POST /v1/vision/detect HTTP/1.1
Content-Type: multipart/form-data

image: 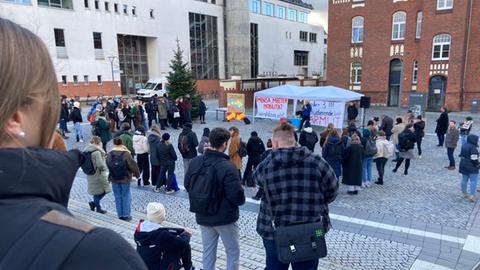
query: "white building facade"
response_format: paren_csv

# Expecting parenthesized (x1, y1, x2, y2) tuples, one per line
(0, 0, 324, 97)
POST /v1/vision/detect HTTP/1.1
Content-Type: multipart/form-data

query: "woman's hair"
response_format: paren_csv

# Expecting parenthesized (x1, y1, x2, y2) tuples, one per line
(404, 124, 414, 131)
(90, 136, 102, 145)
(136, 126, 145, 136)
(203, 128, 210, 137)
(327, 123, 334, 131)
(396, 117, 403, 124)
(367, 120, 374, 126)
(151, 124, 161, 134)
(99, 111, 106, 117)
(341, 128, 349, 137)
(329, 130, 340, 138)
(0, 18, 60, 147)
(229, 126, 239, 136)
(416, 115, 422, 120)
(113, 137, 123, 146)
(266, 138, 273, 148)
(351, 134, 361, 144)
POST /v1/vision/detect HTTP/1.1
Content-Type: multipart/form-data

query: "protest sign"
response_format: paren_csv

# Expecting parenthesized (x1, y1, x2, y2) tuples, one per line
(310, 101, 345, 128)
(227, 93, 245, 113)
(255, 97, 289, 119)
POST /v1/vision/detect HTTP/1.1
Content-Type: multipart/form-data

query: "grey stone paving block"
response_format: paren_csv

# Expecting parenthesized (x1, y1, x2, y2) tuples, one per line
(435, 258, 457, 269)
(417, 253, 438, 263)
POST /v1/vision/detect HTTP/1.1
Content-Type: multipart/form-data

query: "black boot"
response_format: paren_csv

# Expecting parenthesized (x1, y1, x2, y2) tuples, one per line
(96, 207, 107, 214)
(88, 202, 95, 211)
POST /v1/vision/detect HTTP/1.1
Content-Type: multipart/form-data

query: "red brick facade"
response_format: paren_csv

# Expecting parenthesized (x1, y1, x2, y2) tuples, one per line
(327, 0, 480, 111)
(58, 81, 121, 98)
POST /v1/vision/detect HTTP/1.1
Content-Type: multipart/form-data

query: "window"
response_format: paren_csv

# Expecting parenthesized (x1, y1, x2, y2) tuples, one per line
(288, 8, 297, 21)
(105, 2, 110, 11)
(189, 13, 219, 79)
(61, 75, 67, 85)
(250, 0, 260, 13)
(93, 32, 102, 49)
(114, 3, 118, 12)
(298, 12, 308, 23)
(437, 0, 453, 10)
(2, 0, 32, 3)
(73, 75, 79, 85)
(294, 50, 308, 66)
(309, 33, 317, 43)
(38, 0, 73, 9)
(132, 6, 136, 16)
(415, 11, 422, 39)
(84, 75, 89, 85)
(150, 9, 154, 18)
(94, 0, 99, 10)
(97, 75, 102, 85)
(84, 0, 89, 8)
(412, 61, 418, 84)
(251, 23, 259, 78)
(432, 33, 451, 60)
(300, 31, 308, 41)
(392, 11, 406, 40)
(352, 16, 364, 43)
(123, 4, 128, 14)
(277, 6, 286, 19)
(350, 62, 362, 84)
(54, 28, 65, 47)
(263, 2, 274, 16)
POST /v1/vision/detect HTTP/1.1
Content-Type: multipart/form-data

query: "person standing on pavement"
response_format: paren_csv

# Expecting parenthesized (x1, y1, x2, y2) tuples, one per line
(145, 99, 157, 128)
(445, 121, 460, 170)
(319, 123, 334, 148)
(59, 98, 70, 138)
(373, 131, 394, 185)
(393, 124, 416, 175)
(117, 122, 135, 157)
(95, 111, 112, 152)
(413, 115, 425, 158)
(435, 106, 449, 147)
(228, 126, 243, 178)
(107, 138, 140, 221)
(243, 131, 266, 187)
(85, 136, 111, 214)
(322, 130, 344, 178)
(254, 122, 338, 269)
(342, 134, 363, 195)
(199, 97, 207, 124)
(460, 117, 474, 145)
(178, 123, 199, 174)
(148, 124, 162, 187)
(70, 101, 84, 143)
(391, 117, 405, 162)
(459, 134, 479, 202)
(133, 126, 150, 186)
(155, 133, 178, 194)
(198, 127, 211, 154)
(298, 100, 312, 131)
(158, 97, 168, 130)
(347, 102, 359, 124)
(251, 139, 273, 201)
(361, 128, 377, 188)
(299, 123, 319, 152)
(380, 115, 394, 140)
(184, 95, 193, 124)
(184, 127, 246, 270)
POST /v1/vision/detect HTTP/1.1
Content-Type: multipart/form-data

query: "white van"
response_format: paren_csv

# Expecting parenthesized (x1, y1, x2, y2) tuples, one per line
(136, 77, 168, 100)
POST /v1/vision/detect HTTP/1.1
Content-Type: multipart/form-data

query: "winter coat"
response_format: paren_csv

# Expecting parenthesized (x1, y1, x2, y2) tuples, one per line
(107, 146, 140, 183)
(158, 101, 168, 120)
(198, 136, 210, 154)
(380, 116, 394, 136)
(133, 134, 149, 155)
(319, 129, 330, 147)
(148, 132, 162, 166)
(391, 123, 406, 145)
(398, 130, 416, 159)
(96, 117, 112, 144)
(84, 144, 111, 196)
(0, 148, 147, 270)
(228, 134, 243, 170)
(134, 220, 191, 270)
(132, 106, 143, 128)
(435, 112, 449, 135)
(342, 143, 363, 186)
(460, 120, 473, 135)
(199, 101, 207, 115)
(459, 135, 480, 175)
(322, 136, 343, 177)
(445, 127, 460, 149)
(361, 129, 376, 158)
(184, 149, 246, 226)
(347, 105, 359, 120)
(70, 107, 83, 123)
(247, 136, 266, 163)
(145, 101, 156, 119)
(178, 127, 199, 159)
(301, 104, 312, 117)
(60, 103, 69, 121)
(299, 127, 319, 152)
(156, 141, 178, 166)
(117, 131, 135, 156)
(414, 120, 425, 140)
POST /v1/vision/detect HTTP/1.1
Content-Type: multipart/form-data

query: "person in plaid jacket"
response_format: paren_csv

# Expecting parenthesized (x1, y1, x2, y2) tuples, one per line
(254, 122, 339, 270)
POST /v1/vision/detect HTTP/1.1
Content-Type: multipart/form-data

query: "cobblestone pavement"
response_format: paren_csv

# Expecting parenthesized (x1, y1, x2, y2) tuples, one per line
(65, 102, 480, 269)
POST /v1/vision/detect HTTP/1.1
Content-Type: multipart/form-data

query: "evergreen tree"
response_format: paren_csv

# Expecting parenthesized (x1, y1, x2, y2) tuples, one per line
(167, 40, 197, 100)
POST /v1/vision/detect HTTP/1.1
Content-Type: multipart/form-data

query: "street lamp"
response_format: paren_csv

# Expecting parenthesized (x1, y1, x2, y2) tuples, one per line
(107, 56, 117, 98)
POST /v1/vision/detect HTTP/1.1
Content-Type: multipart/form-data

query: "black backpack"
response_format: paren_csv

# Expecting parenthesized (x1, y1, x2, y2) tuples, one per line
(179, 133, 190, 154)
(187, 157, 223, 215)
(238, 141, 248, 158)
(81, 150, 98, 175)
(398, 132, 414, 151)
(326, 141, 343, 161)
(364, 137, 378, 156)
(106, 152, 130, 180)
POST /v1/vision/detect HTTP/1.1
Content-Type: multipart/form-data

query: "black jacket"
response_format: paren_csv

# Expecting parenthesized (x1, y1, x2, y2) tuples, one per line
(178, 127, 199, 159)
(148, 132, 162, 166)
(60, 103, 69, 121)
(184, 149, 245, 226)
(247, 136, 266, 163)
(435, 112, 449, 135)
(299, 129, 319, 152)
(347, 105, 358, 120)
(414, 120, 425, 139)
(0, 148, 147, 270)
(145, 102, 156, 119)
(459, 135, 480, 175)
(199, 101, 207, 115)
(380, 116, 394, 136)
(156, 141, 177, 166)
(69, 107, 83, 123)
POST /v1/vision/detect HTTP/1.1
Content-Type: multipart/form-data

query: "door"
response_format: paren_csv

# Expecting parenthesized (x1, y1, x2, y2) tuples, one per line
(428, 76, 447, 111)
(388, 59, 403, 107)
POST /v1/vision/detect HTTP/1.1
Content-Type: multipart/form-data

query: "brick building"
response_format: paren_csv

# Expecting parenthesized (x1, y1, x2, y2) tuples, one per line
(327, 0, 480, 111)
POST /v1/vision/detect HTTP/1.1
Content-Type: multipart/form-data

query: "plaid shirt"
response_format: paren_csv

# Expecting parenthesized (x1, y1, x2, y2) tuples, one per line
(254, 146, 339, 240)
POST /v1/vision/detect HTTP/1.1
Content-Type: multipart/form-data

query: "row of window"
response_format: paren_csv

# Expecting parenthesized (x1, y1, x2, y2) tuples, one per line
(351, 0, 453, 11)
(352, 12, 451, 61)
(54, 28, 105, 59)
(61, 75, 103, 85)
(250, 0, 308, 23)
(83, 0, 155, 18)
(299, 31, 317, 43)
(350, 60, 420, 85)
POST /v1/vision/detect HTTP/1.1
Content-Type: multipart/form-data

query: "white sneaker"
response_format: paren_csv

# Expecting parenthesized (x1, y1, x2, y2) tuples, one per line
(418, 156, 422, 159)
(79, 139, 84, 143)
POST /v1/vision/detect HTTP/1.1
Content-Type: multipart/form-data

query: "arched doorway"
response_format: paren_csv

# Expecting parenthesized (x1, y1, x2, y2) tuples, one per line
(388, 59, 403, 107)
(428, 76, 447, 111)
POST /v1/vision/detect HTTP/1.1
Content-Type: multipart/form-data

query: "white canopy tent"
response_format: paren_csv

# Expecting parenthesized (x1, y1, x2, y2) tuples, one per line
(252, 85, 364, 125)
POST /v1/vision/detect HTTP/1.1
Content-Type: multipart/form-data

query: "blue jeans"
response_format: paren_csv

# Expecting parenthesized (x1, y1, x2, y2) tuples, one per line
(74, 122, 84, 141)
(461, 135, 467, 145)
(461, 174, 478, 196)
(362, 157, 373, 183)
(437, 133, 445, 146)
(447, 148, 455, 167)
(112, 183, 132, 217)
(263, 238, 319, 270)
(59, 119, 68, 134)
(93, 192, 106, 209)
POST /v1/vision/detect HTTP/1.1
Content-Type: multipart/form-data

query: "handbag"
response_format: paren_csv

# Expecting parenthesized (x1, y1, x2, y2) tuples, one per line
(263, 181, 328, 264)
(174, 112, 180, 118)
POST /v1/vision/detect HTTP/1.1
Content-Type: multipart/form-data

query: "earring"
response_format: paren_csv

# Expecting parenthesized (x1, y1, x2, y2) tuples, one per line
(17, 131, 26, 138)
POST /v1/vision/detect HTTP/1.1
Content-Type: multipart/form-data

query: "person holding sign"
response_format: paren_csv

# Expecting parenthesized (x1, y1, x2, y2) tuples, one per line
(298, 100, 312, 131)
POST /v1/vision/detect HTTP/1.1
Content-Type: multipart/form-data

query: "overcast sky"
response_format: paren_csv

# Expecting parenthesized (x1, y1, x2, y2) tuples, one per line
(310, 0, 328, 31)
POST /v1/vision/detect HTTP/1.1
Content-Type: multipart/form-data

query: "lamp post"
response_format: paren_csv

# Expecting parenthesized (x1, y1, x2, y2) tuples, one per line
(107, 56, 116, 98)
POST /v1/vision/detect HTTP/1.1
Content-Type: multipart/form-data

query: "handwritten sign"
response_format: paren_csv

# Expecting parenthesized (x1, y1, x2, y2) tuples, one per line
(227, 93, 245, 113)
(310, 101, 345, 128)
(255, 97, 289, 119)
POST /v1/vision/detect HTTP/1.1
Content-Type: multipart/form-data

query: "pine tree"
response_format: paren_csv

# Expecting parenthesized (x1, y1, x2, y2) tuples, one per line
(167, 40, 197, 100)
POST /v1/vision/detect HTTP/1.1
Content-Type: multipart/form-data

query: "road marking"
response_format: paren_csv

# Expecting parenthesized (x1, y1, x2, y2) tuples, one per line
(463, 235, 480, 254)
(410, 259, 452, 270)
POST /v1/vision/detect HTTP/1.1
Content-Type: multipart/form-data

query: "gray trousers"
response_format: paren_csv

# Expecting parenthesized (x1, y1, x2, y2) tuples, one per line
(183, 158, 192, 175)
(200, 223, 240, 270)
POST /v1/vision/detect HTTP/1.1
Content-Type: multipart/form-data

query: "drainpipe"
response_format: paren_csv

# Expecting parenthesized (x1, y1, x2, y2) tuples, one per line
(460, 0, 473, 111)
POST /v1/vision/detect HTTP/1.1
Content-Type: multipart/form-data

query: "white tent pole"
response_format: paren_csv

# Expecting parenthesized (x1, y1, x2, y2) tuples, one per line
(293, 99, 298, 118)
(252, 93, 256, 124)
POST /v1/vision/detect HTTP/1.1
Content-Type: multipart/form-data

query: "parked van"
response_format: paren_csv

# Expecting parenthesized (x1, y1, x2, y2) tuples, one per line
(136, 77, 168, 100)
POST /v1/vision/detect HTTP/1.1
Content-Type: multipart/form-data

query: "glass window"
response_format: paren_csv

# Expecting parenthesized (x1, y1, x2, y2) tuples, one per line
(294, 50, 308, 66)
(432, 33, 451, 60)
(412, 61, 418, 84)
(114, 3, 118, 12)
(288, 8, 297, 21)
(352, 16, 364, 43)
(277, 6, 286, 19)
(93, 32, 102, 49)
(84, 0, 88, 8)
(84, 75, 89, 85)
(97, 75, 102, 84)
(298, 12, 308, 23)
(104, 2, 110, 11)
(123, 4, 128, 14)
(309, 33, 317, 43)
(350, 62, 362, 84)
(189, 13, 219, 80)
(54, 28, 65, 47)
(61, 75, 67, 85)
(73, 75, 79, 85)
(250, 0, 260, 13)
(38, 0, 72, 9)
(132, 6, 136, 16)
(94, 0, 99, 9)
(263, 2, 274, 16)
(3, 0, 32, 3)
(437, 0, 453, 10)
(150, 9, 154, 18)
(415, 11, 422, 39)
(392, 11, 406, 40)
(300, 31, 308, 42)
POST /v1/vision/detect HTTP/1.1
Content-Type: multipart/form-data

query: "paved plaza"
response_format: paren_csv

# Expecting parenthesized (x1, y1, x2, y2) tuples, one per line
(66, 101, 480, 270)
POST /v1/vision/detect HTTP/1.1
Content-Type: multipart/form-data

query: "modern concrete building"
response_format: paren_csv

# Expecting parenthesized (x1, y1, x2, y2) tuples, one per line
(0, 0, 325, 97)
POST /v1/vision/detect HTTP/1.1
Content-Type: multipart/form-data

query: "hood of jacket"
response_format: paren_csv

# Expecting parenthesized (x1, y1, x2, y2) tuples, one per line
(467, 134, 479, 147)
(148, 132, 161, 144)
(304, 127, 313, 133)
(362, 128, 371, 138)
(181, 126, 192, 135)
(0, 148, 82, 207)
(327, 136, 340, 145)
(84, 144, 105, 155)
(134, 220, 164, 246)
(133, 134, 146, 144)
(270, 146, 312, 168)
